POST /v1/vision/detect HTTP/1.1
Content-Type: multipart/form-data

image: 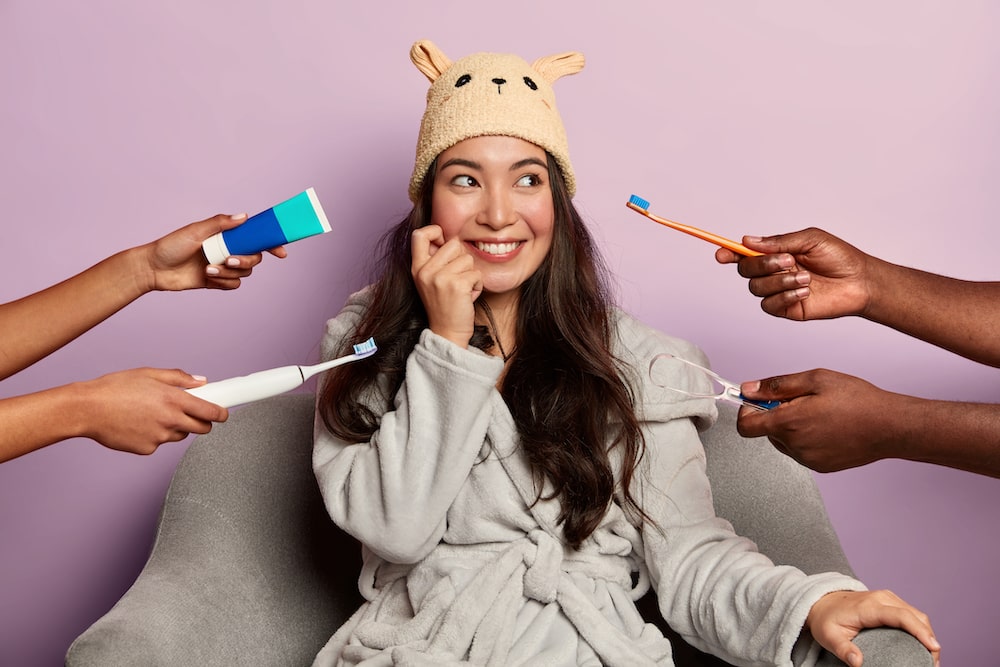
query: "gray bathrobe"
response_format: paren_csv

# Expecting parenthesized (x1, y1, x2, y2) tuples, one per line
(312, 288, 864, 667)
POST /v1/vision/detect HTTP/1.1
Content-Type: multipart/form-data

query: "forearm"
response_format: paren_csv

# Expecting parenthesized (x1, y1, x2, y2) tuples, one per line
(863, 259, 1000, 367)
(0, 383, 91, 462)
(885, 393, 1000, 477)
(0, 246, 150, 379)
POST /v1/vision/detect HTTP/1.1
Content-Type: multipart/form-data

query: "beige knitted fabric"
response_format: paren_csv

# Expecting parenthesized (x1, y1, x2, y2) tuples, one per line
(408, 39, 585, 202)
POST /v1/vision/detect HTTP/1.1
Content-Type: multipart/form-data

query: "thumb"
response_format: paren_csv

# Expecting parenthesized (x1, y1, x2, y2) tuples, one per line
(833, 641, 864, 667)
(715, 246, 741, 265)
(145, 367, 209, 389)
(741, 372, 812, 402)
(810, 623, 864, 667)
(191, 212, 249, 241)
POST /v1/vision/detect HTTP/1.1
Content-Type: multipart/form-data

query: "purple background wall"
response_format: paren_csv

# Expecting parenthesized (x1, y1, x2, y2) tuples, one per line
(2, 2, 997, 664)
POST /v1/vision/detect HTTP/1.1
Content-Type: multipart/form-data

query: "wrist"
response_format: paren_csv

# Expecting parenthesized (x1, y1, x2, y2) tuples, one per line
(858, 255, 904, 323)
(428, 323, 472, 349)
(869, 391, 930, 462)
(58, 381, 97, 440)
(122, 243, 159, 295)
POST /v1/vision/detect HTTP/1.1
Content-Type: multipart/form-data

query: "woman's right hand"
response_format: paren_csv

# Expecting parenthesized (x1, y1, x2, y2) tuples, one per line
(411, 225, 483, 348)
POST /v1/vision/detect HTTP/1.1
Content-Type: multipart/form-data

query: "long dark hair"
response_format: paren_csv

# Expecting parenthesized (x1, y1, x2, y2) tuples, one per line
(318, 155, 648, 549)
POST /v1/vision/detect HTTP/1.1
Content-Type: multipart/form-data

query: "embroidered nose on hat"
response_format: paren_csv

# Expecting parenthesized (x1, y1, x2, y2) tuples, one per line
(408, 39, 585, 202)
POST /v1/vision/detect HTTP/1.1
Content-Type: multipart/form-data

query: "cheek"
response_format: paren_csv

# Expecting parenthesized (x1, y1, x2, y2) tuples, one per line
(430, 195, 464, 240)
(528, 209, 556, 244)
(429, 214, 454, 240)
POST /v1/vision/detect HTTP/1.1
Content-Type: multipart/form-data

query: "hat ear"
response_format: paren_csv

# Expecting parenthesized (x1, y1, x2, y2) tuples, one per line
(531, 51, 585, 85)
(410, 39, 453, 83)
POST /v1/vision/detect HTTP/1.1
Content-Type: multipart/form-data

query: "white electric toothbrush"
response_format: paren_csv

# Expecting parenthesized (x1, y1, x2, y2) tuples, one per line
(187, 337, 377, 408)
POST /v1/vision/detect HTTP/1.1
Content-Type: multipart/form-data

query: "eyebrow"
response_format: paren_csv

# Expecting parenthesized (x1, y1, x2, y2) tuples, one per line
(438, 156, 548, 172)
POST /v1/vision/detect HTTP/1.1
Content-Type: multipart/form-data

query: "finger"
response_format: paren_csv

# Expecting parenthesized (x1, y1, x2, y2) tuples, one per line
(192, 212, 249, 237)
(734, 407, 771, 438)
(182, 393, 230, 423)
(737, 253, 798, 280)
(416, 238, 473, 284)
(747, 270, 810, 298)
(143, 368, 209, 389)
(741, 372, 819, 402)
(411, 225, 445, 270)
(266, 245, 288, 259)
(857, 598, 941, 661)
(715, 247, 739, 265)
(203, 276, 243, 291)
(745, 229, 818, 255)
(182, 417, 217, 436)
(828, 638, 864, 667)
(223, 254, 263, 270)
(759, 287, 811, 317)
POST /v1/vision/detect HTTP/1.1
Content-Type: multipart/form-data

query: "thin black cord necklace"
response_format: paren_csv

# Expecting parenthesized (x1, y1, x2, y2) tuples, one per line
(479, 302, 515, 361)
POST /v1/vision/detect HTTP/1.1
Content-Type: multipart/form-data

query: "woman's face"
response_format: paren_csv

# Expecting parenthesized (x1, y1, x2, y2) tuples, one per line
(430, 135, 555, 304)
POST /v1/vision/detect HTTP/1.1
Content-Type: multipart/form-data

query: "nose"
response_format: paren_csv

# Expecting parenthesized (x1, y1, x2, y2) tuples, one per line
(477, 187, 517, 230)
(492, 77, 506, 93)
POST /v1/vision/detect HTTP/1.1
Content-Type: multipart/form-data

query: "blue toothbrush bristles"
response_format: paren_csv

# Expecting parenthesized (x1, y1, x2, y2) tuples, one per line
(352, 337, 378, 356)
(628, 194, 650, 210)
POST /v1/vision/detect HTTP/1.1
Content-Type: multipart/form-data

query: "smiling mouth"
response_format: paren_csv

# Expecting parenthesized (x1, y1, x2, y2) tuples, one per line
(475, 241, 521, 255)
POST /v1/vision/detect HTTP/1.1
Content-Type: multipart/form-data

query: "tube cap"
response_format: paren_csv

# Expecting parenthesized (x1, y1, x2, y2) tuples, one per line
(202, 233, 231, 265)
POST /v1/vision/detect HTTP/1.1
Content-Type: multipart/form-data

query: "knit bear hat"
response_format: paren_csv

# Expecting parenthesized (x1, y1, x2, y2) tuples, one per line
(408, 39, 585, 202)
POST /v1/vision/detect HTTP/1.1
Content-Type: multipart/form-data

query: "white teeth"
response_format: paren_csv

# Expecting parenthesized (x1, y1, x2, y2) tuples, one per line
(476, 241, 519, 255)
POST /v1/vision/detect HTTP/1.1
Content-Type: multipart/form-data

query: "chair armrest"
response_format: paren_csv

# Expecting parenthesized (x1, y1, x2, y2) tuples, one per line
(816, 628, 933, 667)
(696, 404, 933, 667)
(66, 393, 360, 666)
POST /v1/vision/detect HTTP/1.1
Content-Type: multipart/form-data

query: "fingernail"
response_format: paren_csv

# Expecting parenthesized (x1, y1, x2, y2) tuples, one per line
(206, 266, 220, 276)
(191, 375, 207, 383)
(226, 257, 241, 267)
(742, 380, 761, 394)
(744, 235, 762, 243)
(793, 287, 810, 299)
(776, 254, 796, 269)
(794, 271, 811, 285)
(230, 213, 247, 220)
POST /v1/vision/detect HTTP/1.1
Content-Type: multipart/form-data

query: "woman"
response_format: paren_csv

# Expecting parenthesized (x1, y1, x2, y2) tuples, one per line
(312, 39, 939, 667)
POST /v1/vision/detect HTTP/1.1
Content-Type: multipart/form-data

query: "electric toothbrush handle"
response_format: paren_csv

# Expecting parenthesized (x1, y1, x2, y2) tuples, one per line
(186, 366, 305, 408)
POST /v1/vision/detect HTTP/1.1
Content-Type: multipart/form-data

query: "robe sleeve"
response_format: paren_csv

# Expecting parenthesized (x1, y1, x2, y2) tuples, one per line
(617, 313, 866, 666)
(312, 290, 504, 564)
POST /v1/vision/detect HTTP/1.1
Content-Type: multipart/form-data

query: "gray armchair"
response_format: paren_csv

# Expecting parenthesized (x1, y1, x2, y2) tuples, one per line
(66, 394, 932, 666)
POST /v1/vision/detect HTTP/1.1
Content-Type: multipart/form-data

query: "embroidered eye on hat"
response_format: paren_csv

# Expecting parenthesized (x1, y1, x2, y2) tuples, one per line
(408, 39, 585, 202)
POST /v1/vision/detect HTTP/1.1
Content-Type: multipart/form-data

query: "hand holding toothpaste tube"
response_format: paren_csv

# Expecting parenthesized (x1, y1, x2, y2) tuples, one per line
(142, 212, 287, 292)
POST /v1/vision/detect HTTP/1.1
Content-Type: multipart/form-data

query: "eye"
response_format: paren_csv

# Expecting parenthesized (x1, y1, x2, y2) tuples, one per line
(516, 174, 541, 187)
(451, 175, 478, 187)
(523, 76, 538, 91)
(455, 74, 472, 88)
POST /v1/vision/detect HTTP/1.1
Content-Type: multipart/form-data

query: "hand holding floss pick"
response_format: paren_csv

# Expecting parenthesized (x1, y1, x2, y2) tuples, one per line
(201, 187, 332, 264)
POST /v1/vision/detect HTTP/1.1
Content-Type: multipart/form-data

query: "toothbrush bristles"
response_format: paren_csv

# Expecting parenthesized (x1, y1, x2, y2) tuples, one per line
(628, 194, 650, 211)
(352, 337, 378, 356)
